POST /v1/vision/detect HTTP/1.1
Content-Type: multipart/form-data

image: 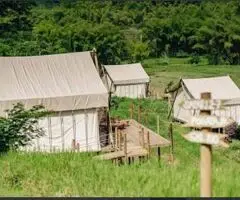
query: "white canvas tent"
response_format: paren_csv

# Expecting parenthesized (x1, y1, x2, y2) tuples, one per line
(173, 76, 240, 124)
(104, 63, 150, 98)
(0, 51, 109, 152)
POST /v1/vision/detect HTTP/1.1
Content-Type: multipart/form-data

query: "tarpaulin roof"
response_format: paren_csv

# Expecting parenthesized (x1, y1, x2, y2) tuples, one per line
(182, 76, 240, 100)
(0, 51, 108, 114)
(104, 63, 149, 85)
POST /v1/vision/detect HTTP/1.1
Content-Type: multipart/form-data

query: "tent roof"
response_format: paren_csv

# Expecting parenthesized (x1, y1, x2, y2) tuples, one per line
(0, 51, 108, 114)
(104, 63, 150, 85)
(181, 76, 240, 100)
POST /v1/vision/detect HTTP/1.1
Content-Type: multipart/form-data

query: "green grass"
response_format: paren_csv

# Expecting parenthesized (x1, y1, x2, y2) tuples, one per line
(1, 98, 240, 197)
(143, 57, 240, 95)
(1, 58, 240, 197)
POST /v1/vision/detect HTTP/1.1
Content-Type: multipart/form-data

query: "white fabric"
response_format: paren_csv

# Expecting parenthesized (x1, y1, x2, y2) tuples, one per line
(174, 76, 240, 124)
(104, 63, 149, 85)
(114, 84, 147, 98)
(224, 98, 240, 106)
(182, 76, 240, 99)
(23, 109, 101, 152)
(0, 52, 108, 115)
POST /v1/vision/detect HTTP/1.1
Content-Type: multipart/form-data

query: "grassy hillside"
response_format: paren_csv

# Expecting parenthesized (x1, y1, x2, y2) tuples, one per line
(0, 97, 240, 197)
(143, 57, 240, 95)
(1, 58, 240, 197)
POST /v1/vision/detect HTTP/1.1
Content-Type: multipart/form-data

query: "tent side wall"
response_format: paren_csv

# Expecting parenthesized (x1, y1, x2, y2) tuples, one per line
(213, 105, 240, 125)
(105, 72, 148, 99)
(173, 88, 194, 122)
(22, 108, 104, 152)
(114, 83, 147, 98)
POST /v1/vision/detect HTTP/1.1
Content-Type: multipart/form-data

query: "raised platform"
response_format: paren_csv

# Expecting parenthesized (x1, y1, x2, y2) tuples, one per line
(94, 119, 170, 162)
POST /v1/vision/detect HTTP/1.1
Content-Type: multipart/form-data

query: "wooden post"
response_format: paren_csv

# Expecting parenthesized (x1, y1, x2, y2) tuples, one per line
(124, 132, 127, 164)
(157, 147, 161, 161)
(117, 129, 120, 150)
(76, 143, 80, 152)
(181, 92, 231, 197)
(168, 123, 174, 161)
(115, 127, 118, 150)
(147, 131, 151, 158)
(157, 115, 160, 134)
(72, 139, 76, 150)
(141, 127, 145, 148)
(200, 92, 212, 197)
(130, 103, 133, 119)
(138, 105, 141, 123)
(119, 130, 122, 151)
(144, 112, 148, 125)
(201, 142, 212, 197)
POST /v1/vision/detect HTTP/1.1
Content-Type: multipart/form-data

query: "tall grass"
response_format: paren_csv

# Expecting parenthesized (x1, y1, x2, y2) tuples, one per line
(0, 98, 240, 197)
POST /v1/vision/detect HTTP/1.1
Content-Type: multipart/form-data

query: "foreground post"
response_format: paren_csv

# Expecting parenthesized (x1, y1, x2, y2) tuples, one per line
(201, 141, 212, 197)
(182, 92, 231, 197)
(200, 93, 212, 197)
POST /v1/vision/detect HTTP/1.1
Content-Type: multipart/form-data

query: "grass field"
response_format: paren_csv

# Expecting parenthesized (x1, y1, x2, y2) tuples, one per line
(143, 57, 240, 95)
(1, 58, 240, 197)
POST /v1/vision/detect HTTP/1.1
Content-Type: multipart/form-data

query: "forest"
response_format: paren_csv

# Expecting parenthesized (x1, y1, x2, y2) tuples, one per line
(0, 0, 240, 65)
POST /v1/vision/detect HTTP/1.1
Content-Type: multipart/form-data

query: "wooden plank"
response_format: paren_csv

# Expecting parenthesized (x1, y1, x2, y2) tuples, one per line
(182, 99, 224, 110)
(184, 115, 235, 129)
(128, 119, 171, 147)
(95, 146, 148, 160)
(182, 131, 229, 147)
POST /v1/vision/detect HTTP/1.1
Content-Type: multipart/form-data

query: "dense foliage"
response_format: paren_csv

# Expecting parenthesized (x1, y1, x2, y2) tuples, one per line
(0, 103, 50, 153)
(0, 0, 240, 64)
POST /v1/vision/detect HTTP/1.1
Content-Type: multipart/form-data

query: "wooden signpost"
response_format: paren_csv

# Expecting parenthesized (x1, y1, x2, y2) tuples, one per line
(182, 92, 231, 197)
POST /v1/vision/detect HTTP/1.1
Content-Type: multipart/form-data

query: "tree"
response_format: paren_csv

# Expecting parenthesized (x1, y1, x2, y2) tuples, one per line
(128, 41, 150, 62)
(0, 103, 50, 153)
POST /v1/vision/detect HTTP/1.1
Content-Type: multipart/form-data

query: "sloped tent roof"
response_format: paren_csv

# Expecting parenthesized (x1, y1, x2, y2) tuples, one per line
(173, 76, 240, 123)
(181, 76, 240, 100)
(0, 51, 108, 115)
(104, 63, 150, 85)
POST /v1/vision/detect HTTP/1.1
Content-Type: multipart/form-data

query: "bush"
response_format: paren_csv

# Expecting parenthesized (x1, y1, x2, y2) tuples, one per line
(188, 54, 200, 64)
(236, 125, 240, 140)
(0, 103, 50, 153)
(158, 53, 170, 65)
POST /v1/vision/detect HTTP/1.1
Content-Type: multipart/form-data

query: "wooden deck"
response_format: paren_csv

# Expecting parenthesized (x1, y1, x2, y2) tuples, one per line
(125, 119, 171, 148)
(94, 119, 170, 162)
(95, 144, 148, 160)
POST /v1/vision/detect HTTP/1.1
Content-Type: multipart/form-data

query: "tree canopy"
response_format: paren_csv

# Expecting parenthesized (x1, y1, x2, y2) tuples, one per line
(0, 0, 240, 64)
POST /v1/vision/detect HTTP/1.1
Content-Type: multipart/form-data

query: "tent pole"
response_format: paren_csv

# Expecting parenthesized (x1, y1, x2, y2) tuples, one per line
(60, 114, 65, 151)
(167, 80, 181, 120)
(85, 110, 89, 152)
(48, 116, 52, 152)
(72, 111, 76, 150)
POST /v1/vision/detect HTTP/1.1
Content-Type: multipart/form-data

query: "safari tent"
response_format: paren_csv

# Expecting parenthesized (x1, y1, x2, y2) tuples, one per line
(103, 63, 150, 99)
(172, 76, 240, 124)
(0, 51, 109, 152)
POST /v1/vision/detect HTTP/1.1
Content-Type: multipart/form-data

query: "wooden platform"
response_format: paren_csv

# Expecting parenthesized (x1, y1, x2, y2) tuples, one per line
(94, 119, 170, 161)
(95, 144, 148, 160)
(125, 119, 171, 148)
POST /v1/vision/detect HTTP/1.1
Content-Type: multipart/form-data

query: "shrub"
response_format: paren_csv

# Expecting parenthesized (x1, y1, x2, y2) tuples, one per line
(188, 54, 201, 64)
(235, 125, 240, 140)
(0, 103, 50, 153)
